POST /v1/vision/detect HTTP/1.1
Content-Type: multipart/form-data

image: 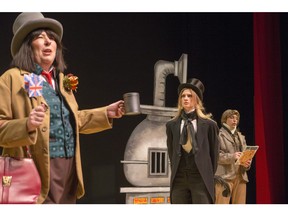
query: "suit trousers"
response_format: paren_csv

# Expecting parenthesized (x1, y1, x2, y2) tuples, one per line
(171, 169, 212, 204)
(215, 173, 246, 204)
(43, 157, 78, 204)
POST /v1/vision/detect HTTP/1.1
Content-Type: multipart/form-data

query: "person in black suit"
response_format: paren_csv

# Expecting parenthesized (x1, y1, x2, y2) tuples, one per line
(166, 78, 219, 204)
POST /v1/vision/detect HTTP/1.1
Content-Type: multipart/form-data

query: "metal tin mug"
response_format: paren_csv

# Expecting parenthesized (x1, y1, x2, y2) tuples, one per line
(123, 92, 141, 115)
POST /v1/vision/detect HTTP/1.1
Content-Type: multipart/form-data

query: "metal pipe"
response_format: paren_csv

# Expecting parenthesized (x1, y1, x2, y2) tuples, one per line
(153, 60, 175, 107)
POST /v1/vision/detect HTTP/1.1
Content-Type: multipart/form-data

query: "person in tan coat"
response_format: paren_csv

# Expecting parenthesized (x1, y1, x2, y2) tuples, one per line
(0, 12, 125, 204)
(215, 109, 251, 204)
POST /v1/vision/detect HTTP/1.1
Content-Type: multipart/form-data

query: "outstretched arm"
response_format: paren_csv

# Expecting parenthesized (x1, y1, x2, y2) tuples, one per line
(107, 100, 125, 119)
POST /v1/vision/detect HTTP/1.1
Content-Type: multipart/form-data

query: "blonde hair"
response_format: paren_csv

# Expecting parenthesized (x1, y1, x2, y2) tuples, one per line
(221, 109, 240, 125)
(174, 88, 212, 119)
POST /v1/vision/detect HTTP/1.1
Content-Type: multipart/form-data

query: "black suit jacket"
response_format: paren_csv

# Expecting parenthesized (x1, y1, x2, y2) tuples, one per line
(166, 116, 220, 203)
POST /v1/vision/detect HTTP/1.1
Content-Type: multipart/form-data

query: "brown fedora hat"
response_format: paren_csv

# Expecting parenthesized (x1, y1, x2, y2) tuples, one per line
(11, 12, 63, 57)
(178, 78, 205, 101)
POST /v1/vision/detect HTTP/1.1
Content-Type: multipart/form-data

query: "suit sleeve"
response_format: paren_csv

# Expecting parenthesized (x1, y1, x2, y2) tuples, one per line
(166, 121, 173, 167)
(209, 120, 220, 173)
(77, 107, 112, 134)
(218, 133, 235, 165)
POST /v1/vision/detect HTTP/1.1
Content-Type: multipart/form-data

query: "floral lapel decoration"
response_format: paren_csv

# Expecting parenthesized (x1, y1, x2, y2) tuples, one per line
(24, 73, 44, 97)
(63, 73, 79, 92)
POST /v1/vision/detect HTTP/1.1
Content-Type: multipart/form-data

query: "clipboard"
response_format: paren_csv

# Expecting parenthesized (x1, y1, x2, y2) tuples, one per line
(235, 145, 259, 166)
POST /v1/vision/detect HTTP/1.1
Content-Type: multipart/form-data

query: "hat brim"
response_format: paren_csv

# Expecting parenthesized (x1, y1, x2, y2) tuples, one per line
(178, 83, 203, 101)
(11, 18, 63, 57)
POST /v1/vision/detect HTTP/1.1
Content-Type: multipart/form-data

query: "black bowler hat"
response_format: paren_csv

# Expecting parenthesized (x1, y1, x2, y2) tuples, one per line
(178, 78, 205, 101)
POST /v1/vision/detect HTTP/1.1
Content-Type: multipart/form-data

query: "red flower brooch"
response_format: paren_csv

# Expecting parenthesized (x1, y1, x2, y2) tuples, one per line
(63, 73, 79, 92)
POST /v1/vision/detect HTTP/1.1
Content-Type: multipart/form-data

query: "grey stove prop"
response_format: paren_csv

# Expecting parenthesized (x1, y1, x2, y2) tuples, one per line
(120, 54, 188, 204)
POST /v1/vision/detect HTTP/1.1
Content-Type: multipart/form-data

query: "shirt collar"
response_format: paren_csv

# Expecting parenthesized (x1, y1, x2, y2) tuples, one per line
(223, 123, 237, 134)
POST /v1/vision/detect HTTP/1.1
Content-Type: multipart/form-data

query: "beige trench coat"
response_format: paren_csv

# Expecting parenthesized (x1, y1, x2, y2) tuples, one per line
(215, 127, 250, 182)
(0, 68, 112, 203)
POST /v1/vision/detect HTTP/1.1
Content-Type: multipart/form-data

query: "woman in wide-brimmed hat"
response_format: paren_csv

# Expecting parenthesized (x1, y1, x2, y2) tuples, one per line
(166, 78, 220, 204)
(0, 12, 125, 204)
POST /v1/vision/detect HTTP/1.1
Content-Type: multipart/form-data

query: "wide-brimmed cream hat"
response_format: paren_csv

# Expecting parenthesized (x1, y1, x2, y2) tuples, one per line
(11, 12, 63, 57)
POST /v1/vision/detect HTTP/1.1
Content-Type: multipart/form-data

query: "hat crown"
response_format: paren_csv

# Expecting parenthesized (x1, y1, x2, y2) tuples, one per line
(178, 78, 205, 101)
(13, 12, 44, 35)
(11, 12, 63, 57)
(188, 78, 205, 94)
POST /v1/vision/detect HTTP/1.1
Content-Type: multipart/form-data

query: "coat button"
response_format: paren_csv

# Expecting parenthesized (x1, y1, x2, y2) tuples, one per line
(42, 127, 47, 132)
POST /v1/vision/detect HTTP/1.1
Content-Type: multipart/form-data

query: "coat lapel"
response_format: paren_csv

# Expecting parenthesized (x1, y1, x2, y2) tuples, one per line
(196, 118, 205, 148)
(221, 128, 235, 144)
(172, 117, 181, 145)
(237, 131, 246, 150)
